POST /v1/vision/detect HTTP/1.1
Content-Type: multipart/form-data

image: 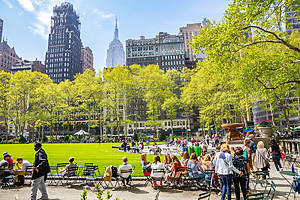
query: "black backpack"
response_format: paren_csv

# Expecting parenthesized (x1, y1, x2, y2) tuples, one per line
(111, 166, 118, 178)
(232, 156, 247, 176)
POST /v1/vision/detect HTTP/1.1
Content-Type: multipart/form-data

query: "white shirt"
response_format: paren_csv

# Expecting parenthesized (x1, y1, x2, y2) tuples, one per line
(21, 160, 32, 171)
(151, 161, 165, 178)
(118, 163, 133, 178)
(214, 152, 241, 175)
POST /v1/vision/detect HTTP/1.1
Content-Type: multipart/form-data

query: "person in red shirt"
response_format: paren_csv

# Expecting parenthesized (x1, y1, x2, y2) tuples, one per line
(3, 152, 13, 169)
(170, 156, 183, 187)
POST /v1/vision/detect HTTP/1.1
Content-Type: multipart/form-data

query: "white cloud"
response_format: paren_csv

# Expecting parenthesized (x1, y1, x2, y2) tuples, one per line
(93, 9, 115, 19)
(2, 0, 14, 8)
(17, 0, 35, 12)
(28, 23, 48, 40)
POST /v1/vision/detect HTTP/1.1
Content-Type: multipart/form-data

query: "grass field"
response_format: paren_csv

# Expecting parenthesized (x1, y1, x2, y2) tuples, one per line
(0, 143, 163, 176)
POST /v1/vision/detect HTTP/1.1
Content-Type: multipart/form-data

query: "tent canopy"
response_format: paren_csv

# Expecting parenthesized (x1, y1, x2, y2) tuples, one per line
(74, 130, 89, 136)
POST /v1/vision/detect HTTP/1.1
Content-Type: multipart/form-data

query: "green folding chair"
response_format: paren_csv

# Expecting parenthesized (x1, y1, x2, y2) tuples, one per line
(198, 191, 211, 200)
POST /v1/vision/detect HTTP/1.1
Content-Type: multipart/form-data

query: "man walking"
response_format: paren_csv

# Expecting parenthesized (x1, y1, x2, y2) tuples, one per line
(31, 143, 50, 200)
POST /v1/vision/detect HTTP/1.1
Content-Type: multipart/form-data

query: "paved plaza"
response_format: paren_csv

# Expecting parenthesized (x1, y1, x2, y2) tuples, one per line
(0, 164, 296, 200)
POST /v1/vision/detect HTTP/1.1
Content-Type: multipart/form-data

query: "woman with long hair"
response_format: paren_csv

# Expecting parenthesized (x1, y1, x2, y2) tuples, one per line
(151, 156, 165, 189)
(140, 153, 151, 175)
(188, 153, 204, 185)
(269, 139, 283, 172)
(170, 155, 183, 187)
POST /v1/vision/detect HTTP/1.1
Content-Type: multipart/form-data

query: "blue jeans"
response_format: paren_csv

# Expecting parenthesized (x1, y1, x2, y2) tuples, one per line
(220, 174, 232, 200)
(272, 154, 282, 171)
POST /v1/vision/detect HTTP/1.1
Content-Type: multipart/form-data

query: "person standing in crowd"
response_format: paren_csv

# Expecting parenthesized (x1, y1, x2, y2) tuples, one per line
(255, 141, 270, 180)
(215, 144, 243, 200)
(242, 139, 252, 193)
(205, 134, 210, 146)
(31, 143, 50, 200)
(249, 135, 257, 171)
(269, 139, 283, 172)
(232, 147, 248, 200)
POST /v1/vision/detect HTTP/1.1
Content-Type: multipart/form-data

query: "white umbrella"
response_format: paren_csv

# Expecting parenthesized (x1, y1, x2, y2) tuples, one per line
(74, 130, 89, 136)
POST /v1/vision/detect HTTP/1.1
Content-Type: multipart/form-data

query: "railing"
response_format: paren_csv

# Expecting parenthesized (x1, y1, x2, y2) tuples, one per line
(279, 139, 300, 155)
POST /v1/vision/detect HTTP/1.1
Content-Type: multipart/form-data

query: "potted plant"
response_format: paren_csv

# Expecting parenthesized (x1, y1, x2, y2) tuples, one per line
(256, 120, 273, 138)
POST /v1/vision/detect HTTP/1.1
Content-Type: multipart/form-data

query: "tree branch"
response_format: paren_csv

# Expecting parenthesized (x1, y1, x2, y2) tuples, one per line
(238, 40, 282, 50)
(256, 77, 300, 90)
(289, 60, 300, 64)
(242, 25, 300, 53)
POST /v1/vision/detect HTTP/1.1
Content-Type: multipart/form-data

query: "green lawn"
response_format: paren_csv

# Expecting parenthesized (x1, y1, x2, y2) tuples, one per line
(0, 143, 163, 176)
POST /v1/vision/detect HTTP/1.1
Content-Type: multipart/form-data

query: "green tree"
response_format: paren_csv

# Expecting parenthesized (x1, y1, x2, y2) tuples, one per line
(0, 71, 12, 140)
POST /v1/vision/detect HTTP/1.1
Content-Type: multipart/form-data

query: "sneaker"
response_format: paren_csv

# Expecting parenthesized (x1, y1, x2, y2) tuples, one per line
(170, 183, 174, 187)
(177, 183, 183, 187)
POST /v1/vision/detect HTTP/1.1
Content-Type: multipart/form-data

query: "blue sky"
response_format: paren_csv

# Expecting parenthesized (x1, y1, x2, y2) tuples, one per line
(0, 0, 229, 71)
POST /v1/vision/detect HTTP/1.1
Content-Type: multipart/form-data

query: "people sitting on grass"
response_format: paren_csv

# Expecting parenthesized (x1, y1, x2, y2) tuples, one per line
(118, 156, 133, 187)
(3, 152, 13, 168)
(151, 156, 165, 189)
(16, 157, 32, 171)
(170, 155, 183, 187)
(60, 157, 77, 176)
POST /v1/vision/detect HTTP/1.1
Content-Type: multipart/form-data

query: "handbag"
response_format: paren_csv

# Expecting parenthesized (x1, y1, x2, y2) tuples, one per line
(280, 152, 286, 159)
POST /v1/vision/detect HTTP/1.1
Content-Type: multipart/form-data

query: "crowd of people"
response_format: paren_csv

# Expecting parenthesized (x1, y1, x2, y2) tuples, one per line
(139, 135, 286, 200)
(0, 135, 289, 200)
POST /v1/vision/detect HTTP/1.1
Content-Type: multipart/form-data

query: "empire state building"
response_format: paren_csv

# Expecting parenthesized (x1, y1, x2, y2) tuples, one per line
(106, 19, 125, 68)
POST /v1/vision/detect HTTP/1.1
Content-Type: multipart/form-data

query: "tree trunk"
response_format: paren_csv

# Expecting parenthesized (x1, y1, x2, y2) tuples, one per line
(41, 125, 44, 142)
(171, 119, 174, 136)
(269, 103, 276, 127)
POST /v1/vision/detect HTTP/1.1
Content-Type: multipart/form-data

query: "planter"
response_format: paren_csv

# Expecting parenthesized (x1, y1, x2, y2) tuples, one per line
(257, 127, 273, 138)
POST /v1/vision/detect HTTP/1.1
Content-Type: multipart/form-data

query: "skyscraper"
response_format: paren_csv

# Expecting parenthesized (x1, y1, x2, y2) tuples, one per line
(179, 19, 208, 62)
(126, 32, 185, 71)
(45, 2, 82, 83)
(0, 18, 3, 42)
(0, 19, 21, 72)
(81, 47, 94, 71)
(286, 0, 300, 33)
(106, 19, 125, 68)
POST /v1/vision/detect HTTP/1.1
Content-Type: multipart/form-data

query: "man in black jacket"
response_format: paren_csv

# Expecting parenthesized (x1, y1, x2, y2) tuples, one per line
(31, 143, 50, 200)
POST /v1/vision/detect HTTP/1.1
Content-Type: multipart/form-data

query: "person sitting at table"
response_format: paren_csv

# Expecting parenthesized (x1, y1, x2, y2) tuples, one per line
(0, 154, 10, 168)
(3, 152, 13, 169)
(60, 157, 77, 176)
(16, 157, 32, 171)
(118, 157, 133, 186)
